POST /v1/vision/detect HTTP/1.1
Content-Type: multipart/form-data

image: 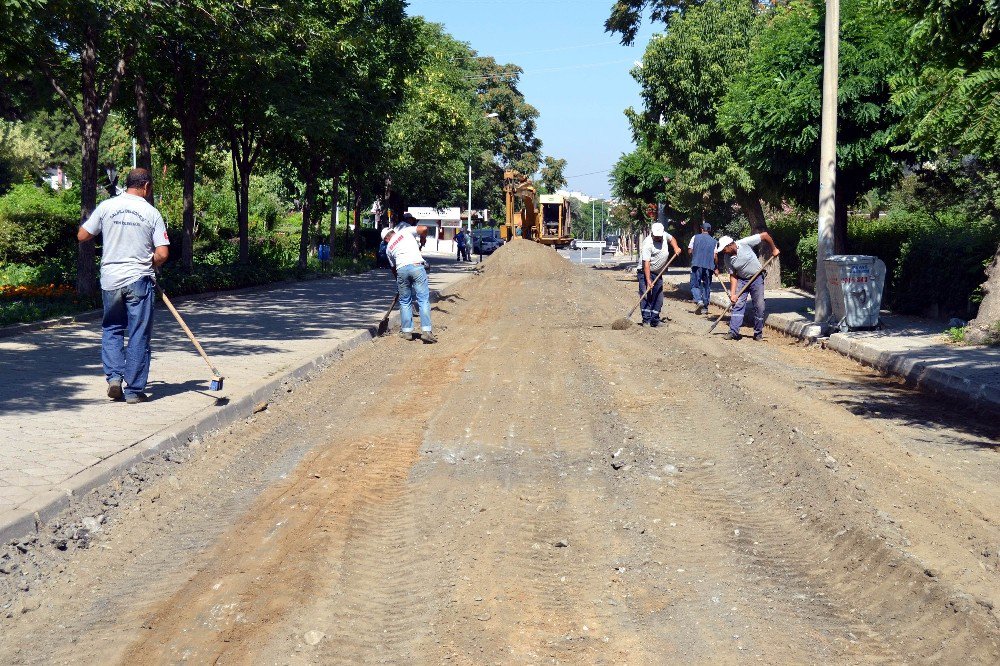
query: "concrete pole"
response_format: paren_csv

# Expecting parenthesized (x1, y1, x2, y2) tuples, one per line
(815, 0, 840, 325)
(592, 200, 595, 241)
(467, 162, 473, 232)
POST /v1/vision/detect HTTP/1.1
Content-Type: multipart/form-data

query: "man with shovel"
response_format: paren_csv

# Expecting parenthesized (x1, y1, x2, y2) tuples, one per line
(381, 222, 436, 344)
(77, 168, 169, 403)
(637, 222, 682, 327)
(715, 231, 780, 341)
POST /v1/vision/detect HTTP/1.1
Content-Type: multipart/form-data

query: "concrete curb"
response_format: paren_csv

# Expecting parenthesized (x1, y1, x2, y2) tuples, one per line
(670, 280, 1000, 414)
(0, 284, 451, 546)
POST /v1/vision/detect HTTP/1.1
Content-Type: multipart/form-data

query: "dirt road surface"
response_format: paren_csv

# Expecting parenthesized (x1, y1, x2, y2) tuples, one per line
(1, 240, 997, 664)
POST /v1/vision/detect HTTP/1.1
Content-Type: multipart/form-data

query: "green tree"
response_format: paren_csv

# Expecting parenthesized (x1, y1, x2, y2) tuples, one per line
(1, 0, 143, 295)
(720, 0, 911, 252)
(0, 120, 50, 191)
(628, 0, 763, 228)
(890, 0, 1000, 343)
(605, 0, 704, 45)
(538, 157, 567, 193)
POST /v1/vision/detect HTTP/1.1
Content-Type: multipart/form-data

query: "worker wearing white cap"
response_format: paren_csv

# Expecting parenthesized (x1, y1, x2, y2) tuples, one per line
(636, 221, 682, 327)
(715, 231, 780, 340)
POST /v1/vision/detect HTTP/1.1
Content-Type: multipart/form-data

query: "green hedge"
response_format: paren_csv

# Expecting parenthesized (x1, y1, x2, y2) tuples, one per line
(0, 185, 79, 263)
(771, 208, 999, 318)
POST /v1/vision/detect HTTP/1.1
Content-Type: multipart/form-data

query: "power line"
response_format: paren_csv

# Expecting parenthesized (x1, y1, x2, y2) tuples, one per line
(564, 169, 611, 179)
(449, 41, 618, 62)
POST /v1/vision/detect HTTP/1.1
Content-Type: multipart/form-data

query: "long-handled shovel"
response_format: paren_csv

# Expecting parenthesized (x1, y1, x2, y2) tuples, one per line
(708, 255, 777, 335)
(156, 284, 225, 391)
(612, 252, 681, 330)
(376, 293, 400, 336)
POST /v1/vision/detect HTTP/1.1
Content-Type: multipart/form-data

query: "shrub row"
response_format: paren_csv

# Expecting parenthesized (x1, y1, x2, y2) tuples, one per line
(770, 208, 998, 318)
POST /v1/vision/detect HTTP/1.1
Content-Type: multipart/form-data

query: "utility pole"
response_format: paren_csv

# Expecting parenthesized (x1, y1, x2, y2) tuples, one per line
(814, 0, 840, 328)
(467, 162, 473, 233)
(592, 200, 595, 241)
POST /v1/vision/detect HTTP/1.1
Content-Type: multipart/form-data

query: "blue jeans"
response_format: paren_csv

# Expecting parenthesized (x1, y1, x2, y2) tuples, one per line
(101, 276, 154, 396)
(690, 266, 713, 307)
(730, 274, 765, 335)
(397, 263, 432, 332)
(637, 270, 664, 326)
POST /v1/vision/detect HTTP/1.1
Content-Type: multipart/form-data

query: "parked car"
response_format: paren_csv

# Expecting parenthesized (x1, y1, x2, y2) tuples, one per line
(472, 228, 504, 255)
(603, 235, 620, 255)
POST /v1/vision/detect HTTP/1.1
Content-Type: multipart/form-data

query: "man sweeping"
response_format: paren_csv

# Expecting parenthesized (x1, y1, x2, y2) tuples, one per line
(636, 222, 682, 327)
(77, 168, 169, 403)
(715, 231, 781, 341)
(381, 222, 436, 344)
(687, 221, 716, 315)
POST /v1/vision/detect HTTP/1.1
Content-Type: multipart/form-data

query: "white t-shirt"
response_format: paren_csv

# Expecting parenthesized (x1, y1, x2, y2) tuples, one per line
(637, 233, 675, 273)
(386, 226, 424, 269)
(81, 193, 169, 291)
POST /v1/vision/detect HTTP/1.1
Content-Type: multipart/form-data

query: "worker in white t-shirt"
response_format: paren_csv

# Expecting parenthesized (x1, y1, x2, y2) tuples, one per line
(636, 222, 682, 327)
(381, 220, 436, 343)
(77, 168, 169, 404)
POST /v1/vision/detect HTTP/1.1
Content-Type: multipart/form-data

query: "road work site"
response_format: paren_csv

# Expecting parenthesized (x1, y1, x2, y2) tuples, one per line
(0, 240, 998, 664)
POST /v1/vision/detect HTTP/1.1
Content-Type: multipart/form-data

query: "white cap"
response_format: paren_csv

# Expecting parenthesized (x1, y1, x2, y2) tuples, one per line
(716, 235, 734, 252)
(380, 227, 392, 240)
(651, 222, 666, 237)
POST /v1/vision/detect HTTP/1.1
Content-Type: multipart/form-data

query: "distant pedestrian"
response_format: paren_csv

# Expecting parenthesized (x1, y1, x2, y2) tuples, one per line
(455, 228, 471, 262)
(715, 231, 781, 341)
(636, 222, 682, 327)
(688, 222, 716, 315)
(76, 168, 169, 404)
(382, 223, 436, 344)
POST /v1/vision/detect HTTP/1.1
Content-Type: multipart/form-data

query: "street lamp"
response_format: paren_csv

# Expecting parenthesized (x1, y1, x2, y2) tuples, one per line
(469, 112, 500, 233)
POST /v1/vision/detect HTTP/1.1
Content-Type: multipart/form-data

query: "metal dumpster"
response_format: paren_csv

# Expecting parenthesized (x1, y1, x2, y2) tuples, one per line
(824, 255, 887, 331)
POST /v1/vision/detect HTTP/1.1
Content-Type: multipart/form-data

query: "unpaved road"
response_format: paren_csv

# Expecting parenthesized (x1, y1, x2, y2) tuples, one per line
(1, 240, 998, 664)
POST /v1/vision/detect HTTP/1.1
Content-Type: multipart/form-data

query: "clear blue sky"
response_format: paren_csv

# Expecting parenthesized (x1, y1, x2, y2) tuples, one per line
(408, 0, 657, 199)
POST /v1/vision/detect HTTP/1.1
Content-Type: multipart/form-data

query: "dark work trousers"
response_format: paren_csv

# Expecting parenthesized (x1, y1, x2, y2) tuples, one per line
(730, 273, 765, 335)
(637, 270, 664, 326)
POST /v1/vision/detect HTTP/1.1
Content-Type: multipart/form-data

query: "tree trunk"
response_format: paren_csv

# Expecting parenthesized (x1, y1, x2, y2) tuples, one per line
(352, 181, 362, 257)
(134, 74, 153, 204)
(181, 128, 197, 271)
(344, 180, 352, 253)
(77, 127, 100, 296)
(736, 190, 781, 289)
(967, 243, 1000, 344)
(328, 170, 340, 255)
(298, 154, 321, 270)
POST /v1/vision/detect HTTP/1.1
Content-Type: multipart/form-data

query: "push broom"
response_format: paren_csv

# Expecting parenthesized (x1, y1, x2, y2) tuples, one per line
(156, 284, 225, 391)
(612, 251, 681, 330)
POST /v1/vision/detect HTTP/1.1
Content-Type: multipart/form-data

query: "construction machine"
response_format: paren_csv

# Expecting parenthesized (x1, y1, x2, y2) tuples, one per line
(501, 170, 572, 248)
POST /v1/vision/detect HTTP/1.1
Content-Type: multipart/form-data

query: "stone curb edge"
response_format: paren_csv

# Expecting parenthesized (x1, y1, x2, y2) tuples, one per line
(0, 284, 449, 546)
(669, 280, 1000, 415)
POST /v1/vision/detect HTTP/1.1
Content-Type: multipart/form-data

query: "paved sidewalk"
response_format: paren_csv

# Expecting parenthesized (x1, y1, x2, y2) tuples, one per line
(0, 256, 474, 540)
(661, 267, 1000, 412)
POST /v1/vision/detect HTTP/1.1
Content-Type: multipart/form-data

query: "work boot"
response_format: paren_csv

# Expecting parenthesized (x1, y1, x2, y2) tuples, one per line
(753, 332, 764, 341)
(107, 378, 123, 401)
(695, 305, 704, 315)
(399, 330, 415, 341)
(420, 331, 438, 344)
(125, 393, 150, 405)
(723, 332, 741, 341)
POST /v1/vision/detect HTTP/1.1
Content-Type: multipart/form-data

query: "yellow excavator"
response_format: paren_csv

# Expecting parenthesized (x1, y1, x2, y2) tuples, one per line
(501, 170, 572, 248)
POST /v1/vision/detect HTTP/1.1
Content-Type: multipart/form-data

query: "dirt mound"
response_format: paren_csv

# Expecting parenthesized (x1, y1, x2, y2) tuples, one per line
(478, 239, 578, 281)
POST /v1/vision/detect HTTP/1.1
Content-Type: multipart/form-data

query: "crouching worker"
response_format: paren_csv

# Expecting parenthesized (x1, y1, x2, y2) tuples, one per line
(637, 222, 681, 327)
(76, 168, 169, 403)
(381, 223, 437, 344)
(715, 231, 780, 341)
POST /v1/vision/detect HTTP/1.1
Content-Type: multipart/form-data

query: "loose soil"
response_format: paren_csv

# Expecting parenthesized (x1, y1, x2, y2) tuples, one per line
(0, 240, 997, 664)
